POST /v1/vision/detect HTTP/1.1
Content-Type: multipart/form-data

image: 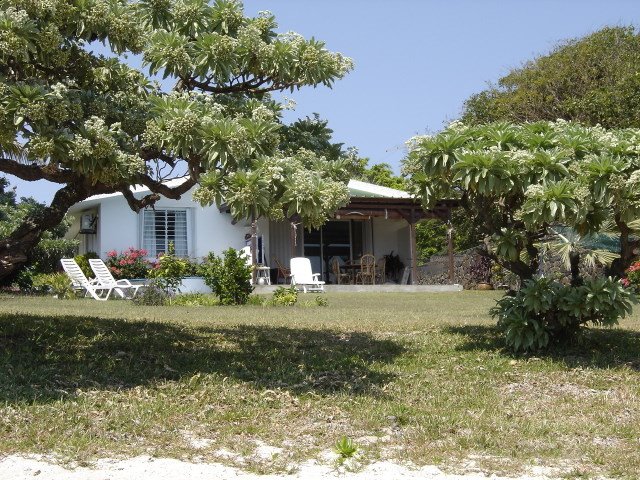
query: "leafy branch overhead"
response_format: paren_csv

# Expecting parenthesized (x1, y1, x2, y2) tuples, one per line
(0, 0, 353, 278)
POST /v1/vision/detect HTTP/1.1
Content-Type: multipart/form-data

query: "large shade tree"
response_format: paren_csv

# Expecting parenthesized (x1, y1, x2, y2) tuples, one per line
(462, 27, 640, 128)
(0, 0, 353, 279)
(404, 121, 640, 280)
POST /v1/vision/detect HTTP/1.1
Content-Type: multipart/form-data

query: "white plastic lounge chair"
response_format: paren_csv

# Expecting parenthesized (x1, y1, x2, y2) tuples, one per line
(290, 257, 325, 293)
(89, 258, 142, 299)
(60, 258, 115, 301)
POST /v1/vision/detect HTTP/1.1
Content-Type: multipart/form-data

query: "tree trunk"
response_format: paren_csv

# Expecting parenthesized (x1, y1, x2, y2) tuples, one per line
(0, 183, 94, 281)
(569, 251, 582, 286)
(609, 218, 638, 277)
(250, 215, 257, 285)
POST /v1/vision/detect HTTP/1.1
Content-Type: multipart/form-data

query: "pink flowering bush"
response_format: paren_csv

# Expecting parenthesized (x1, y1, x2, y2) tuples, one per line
(623, 260, 640, 290)
(105, 248, 151, 279)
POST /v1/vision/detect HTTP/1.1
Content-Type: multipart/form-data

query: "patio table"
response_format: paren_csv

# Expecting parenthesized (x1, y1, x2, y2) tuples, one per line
(342, 263, 362, 284)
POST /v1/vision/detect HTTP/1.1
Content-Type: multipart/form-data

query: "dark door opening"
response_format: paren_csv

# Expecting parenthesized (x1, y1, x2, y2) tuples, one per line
(303, 220, 364, 282)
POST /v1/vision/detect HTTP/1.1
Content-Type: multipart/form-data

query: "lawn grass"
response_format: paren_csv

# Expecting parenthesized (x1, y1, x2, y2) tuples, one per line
(1, 291, 639, 478)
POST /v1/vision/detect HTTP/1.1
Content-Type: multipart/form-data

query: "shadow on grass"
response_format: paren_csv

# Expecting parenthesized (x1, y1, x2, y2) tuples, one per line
(443, 324, 640, 370)
(0, 313, 404, 404)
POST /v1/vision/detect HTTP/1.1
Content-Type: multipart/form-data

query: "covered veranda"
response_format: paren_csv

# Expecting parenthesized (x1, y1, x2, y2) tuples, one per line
(267, 180, 459, 286)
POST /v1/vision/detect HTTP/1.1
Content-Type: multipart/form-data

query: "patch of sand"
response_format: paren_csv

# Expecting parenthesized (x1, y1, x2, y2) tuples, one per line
(0, 454, 565, 480)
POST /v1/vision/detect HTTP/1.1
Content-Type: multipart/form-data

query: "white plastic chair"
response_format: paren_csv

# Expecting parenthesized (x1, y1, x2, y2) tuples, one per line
(60, 258, 115, 301)
(89, 258, 142, 299)
(290, 257, 325, 293)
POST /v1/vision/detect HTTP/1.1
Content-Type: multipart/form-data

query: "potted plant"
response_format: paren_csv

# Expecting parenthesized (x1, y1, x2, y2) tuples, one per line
(469, 253, 494, 290)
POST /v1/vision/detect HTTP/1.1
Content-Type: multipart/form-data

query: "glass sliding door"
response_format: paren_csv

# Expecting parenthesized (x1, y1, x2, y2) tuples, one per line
(303, 220, 365, 282)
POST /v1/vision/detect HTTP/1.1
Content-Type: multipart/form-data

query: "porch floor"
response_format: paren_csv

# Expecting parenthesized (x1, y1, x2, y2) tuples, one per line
(254, 284, 463, 293)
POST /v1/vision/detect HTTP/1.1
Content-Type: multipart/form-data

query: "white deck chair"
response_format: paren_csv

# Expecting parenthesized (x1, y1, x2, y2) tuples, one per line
(89, 258, 142, 299)
(60, 258, 115, 301)
(290, 257, 325, 293)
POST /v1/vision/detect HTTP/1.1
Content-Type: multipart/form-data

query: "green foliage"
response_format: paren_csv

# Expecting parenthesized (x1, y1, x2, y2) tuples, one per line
(0, 0, 353, 279)
(462, 27, 640, 128)
(269, 285, 298, 306)
(132, 285, 168, 306)
(32, 273, 75, 299)
(246, 294, 266, 306)
(315, 295, 328, 307)
(74, 252, 99, 279)
(105, 248, 151, 280)
(359, 162, 406, 190)
(30, 237, 78, 274)
(280, 113, 345, 161)
(334, 436, 358, 459)
(200, 248, 253, 305)
(491, 277, 636, 352)
(405, 120, 640, 280)
(623, 261, 640, 291)
(148, 243, 190, 293)
(0, 183, 78, 283)
(170, 293, 219, 307)
(416, 210, 478, 260)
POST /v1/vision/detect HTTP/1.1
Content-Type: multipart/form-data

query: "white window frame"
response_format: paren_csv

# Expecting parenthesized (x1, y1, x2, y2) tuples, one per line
(139, 207, 193, 259)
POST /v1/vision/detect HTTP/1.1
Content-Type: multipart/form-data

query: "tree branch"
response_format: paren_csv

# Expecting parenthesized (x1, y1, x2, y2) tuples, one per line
(0, 158, 75, 183)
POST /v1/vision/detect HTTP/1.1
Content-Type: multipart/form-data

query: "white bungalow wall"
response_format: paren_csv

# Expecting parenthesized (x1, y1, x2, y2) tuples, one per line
(68, 187, 269, 261)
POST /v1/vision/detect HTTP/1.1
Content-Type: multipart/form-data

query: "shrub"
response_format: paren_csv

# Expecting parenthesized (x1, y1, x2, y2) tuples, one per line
(200, 248, 253, 305)
(149, 243, 191, 293)
(247, 294, 266, 306)
(315, 295, 328, 307)
(623, 260, 640, 290)
(31, 237, 79, 274)
(14, 265, 36, 291)
(132, 284, 168, 306)
(74, 252, 100, 278)
(106, 248, 151, 279)
(491, 277, 636, 352)
(32, 273, 76, 299)
(270, 285, 298, 306)
(171, 293, 219, 306)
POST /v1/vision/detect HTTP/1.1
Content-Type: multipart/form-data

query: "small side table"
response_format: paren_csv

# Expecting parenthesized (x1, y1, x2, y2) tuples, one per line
(255, 265, 272, 285)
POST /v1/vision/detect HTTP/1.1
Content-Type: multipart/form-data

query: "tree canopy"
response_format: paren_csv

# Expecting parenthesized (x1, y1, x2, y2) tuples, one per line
(462, 27, 640, 129)
(0, 0, 353, 277)
(404, 121, 640, 280)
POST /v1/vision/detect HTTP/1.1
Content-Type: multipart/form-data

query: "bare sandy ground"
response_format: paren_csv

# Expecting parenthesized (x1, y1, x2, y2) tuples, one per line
(0, 454, 563, 480)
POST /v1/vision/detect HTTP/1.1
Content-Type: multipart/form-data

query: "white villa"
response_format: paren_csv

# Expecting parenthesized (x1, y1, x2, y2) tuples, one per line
(66, 178, 454, 284)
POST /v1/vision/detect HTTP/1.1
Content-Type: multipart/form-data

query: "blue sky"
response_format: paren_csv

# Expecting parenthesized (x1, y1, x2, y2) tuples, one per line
(10, 0, 640, 202)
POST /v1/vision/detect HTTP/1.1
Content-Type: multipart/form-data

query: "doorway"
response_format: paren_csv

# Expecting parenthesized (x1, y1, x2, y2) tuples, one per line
(303, 220, 365, 281)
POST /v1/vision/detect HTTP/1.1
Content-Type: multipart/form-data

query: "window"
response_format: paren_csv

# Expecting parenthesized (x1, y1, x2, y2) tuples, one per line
(142, 209, 189, 257)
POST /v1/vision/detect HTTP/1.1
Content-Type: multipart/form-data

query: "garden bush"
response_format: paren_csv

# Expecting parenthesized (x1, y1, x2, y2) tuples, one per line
(106, 248, 151, 279)
(171, 293, 219, 306)
(491, 277, 636, 352)
(149, 243, 191, 293)
(74, 252, 100, 278)
(200, 248, 253, 305)
(32, 273, 75, 299)
(623, 260, 640, 291)
(30, 237, 79, 274)
(269, 285, 298, 306)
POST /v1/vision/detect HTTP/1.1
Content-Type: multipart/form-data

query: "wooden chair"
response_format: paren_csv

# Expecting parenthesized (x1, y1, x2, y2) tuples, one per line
(330, 257, 351, 285)
(274, 257, 292, 284)
(356, 254, 376, 285)
(375, 257, 386, 284)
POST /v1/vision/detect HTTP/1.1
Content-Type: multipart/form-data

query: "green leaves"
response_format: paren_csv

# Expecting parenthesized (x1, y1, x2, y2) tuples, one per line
(452, 152, 517, 196)
(520, 180, 577, 228)
(492, 277, 637, 352)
